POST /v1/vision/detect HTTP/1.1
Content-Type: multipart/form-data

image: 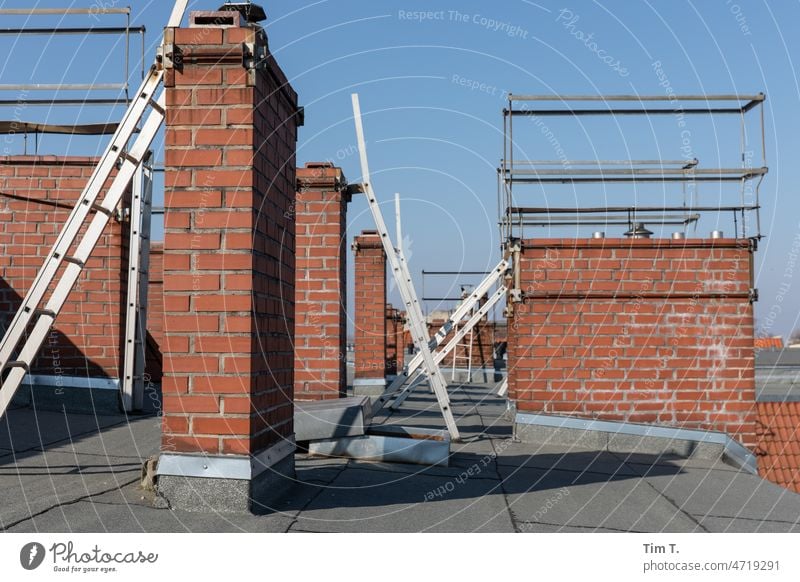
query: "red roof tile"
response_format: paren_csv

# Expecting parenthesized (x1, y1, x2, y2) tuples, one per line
(755, 337, 784, 349)
(756, 402, 800, 493)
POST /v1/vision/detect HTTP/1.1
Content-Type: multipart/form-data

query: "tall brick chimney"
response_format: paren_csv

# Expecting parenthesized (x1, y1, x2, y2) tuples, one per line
(156, 9, 301, 513)
(294, 162, 349, 400)
(352, 230, 387, 397)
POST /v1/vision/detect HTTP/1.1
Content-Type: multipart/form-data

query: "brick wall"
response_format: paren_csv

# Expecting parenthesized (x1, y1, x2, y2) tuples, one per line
(0, 156, 127, 379)
(385, 305, 400, 375)
(161, 23, 299, 456)
(353, 231, 386, 381)
(294, 162, 348, 400)
(395, 309, 406, 372)
(508, 238, 757, 447)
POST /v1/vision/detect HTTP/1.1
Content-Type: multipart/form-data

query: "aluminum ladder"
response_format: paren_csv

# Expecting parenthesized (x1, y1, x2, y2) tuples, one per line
(374, 257, 510, 412)
(391, 285, 506, 409)
(121, 158, 155, 412)
(0, 1, 189, 420)
(352, 93, 461, 440)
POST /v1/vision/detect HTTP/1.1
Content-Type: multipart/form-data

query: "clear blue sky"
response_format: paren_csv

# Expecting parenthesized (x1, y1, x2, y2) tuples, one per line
(2, 1, 799, 339)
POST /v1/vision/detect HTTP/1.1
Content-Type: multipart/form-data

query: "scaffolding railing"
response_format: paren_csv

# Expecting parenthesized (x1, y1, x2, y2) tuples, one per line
(499, 93, 768, 241)
(0, 6, 145, 150)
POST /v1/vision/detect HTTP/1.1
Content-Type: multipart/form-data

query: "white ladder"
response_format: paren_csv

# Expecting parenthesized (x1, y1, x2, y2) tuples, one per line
(0, 1, 188, 420)
(352, 94, 461, 441)
(374, 258, 510, 411)
(121, 158, 155, 411)
(450, 319, 475, 383)
(391, 285, 506, 409)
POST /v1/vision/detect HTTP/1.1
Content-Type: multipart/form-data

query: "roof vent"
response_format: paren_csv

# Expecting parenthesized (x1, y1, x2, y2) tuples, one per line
(624, 222, 653, 239)
(218, 2, 267, 24)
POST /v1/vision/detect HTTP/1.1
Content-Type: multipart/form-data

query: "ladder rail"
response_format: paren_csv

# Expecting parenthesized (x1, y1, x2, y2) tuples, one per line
(122, 158, 154, 411)
(167, 0, 190, 27)
(352, 93, 460, 441)
(133, 162, 155, 410)
(121, 163, 145, 412)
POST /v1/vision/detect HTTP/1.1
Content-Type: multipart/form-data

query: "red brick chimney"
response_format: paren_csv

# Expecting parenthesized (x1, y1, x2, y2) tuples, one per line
(294, 162, 349, 401)
(352, 230, 387, 396)
(157, 9, 301, 513)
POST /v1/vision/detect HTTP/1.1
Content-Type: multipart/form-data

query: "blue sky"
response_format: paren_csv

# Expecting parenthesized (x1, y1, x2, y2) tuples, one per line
(2, 1, 799, 338)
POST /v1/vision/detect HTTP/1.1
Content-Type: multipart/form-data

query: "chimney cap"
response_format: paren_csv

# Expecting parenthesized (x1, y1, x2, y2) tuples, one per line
(218, 1, 267, 24)
(624, 222, 654, 239)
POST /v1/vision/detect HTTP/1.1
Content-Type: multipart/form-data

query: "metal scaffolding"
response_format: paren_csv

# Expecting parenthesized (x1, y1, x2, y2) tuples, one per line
(0, 6, 146, 149)
(499, 93, 768, 241)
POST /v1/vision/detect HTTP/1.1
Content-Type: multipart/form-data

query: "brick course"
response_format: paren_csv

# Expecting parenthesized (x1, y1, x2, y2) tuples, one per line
(507, 238, 757, 447)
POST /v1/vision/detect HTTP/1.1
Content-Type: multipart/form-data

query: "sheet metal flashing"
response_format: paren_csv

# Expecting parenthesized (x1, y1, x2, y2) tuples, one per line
(21, 374, 119, 391)
(294, 396, 372, 442)
(157, 437, 296, 481)
(515, 412, 758, 474)
(353, 378, 387, 387)
(308, 425, 450, 467)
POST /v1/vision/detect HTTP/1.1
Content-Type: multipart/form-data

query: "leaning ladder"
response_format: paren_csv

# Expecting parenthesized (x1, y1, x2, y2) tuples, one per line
(0, 0, 188, 420)
(352, 94, 461, 441)
(450, 320, 474, 383)
(121, 158, 155, 412)
(373, 257, 510, 412)
(391, 284, 507, 410)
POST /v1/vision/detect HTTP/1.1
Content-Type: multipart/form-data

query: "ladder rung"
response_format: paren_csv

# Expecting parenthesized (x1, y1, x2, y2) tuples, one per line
(148, 98, 165, 115)
(33, 308, 57, 319)
(120, 151, 140, 165)
(5, 361, 30, 372)
(62, 256, 85, 267)
(90, 203, 114, 217)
